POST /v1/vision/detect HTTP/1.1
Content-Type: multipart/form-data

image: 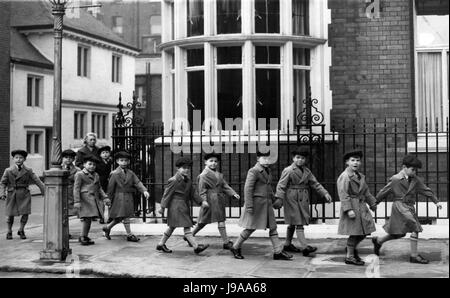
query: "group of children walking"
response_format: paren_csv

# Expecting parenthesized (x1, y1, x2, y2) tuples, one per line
(0, 145, 442, 265)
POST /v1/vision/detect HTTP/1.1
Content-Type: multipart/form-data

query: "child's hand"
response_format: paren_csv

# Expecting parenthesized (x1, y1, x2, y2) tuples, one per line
(104, 198, 111, 207)
(233, 194, 240, 200)
(143, 191, 150, 199)
(201, 201, 209, 209)
(324, 194, 332, 203)
(273, 198, 283, 209)
(74, 203, 81, 210)
(436, 202, 443, 210)
(158, 208, 165, 216)
(370, 205, 377, 212)
(347, 210, 356, 219)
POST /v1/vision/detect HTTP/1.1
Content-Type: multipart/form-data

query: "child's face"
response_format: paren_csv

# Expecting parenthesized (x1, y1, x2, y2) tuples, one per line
(177, 166, 190, 177)
(293, 155, 306, 167)
(84, 161, 96, 172)
(117, 158, 130, 168)
(100, 151, 111, 160)
(257, 156, 271, 167)
(13, 155, 25, 166)
(62, 156, 74, 165)
(346, 157, 361, 171)
(205, 157, 218, 170)
(403, 166, 417, 178)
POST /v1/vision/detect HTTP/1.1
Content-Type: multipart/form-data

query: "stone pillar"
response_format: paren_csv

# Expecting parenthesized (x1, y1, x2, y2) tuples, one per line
(40, 169, 70, 261)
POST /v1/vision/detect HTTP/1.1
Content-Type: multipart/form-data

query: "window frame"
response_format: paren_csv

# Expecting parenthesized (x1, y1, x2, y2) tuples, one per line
(91, 112, 108, 139)
(112, 54, 122, 83)
(77, 44, 90, 78)
(74, 111, 87, 139)
(26, 131, 43, 155)
(26, 75, 43, 108)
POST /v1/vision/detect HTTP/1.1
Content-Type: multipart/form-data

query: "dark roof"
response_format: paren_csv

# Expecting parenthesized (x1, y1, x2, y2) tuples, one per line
(10, 28, 53, 69)
(10, 0, 139, 52)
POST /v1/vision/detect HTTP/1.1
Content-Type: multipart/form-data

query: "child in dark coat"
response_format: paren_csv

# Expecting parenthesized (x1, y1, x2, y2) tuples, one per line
(373, 154, 442, 264)
(230, 151, 292, 261)
(61, 149, 80, 239)
(0, 150, 45, 240)
(275, 148, 332, 256)
(191, 153, 240, 249)
(102, 151, 149, 242)
(337, 149, 377, 266)
(73, 155, 110, 245)
(157, 157, 210, 254)
(95, 145, 113, 224)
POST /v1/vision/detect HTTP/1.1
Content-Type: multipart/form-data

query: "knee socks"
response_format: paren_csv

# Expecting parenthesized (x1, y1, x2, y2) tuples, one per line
(269, 228, 282, 254)
(233, 229, 255, 250)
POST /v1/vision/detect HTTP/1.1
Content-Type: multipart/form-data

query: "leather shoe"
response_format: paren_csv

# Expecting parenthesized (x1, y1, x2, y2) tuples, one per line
(410, 255, 429, 264)
(127, 234, 140, 242)
(79, 236, 95, 246)
(273, 250, 293, 260)
(183, 236, 193, 247)
(301, 245, 317, 257)
(194, 244, 209, 254)
(230, 247, 244, 259)
(223, 240, 234, 250)
(372, 237, 382, 256)
(283, 244, 301, 253)
(6, 232, 12, 240)
(17, 230, 26, 240)
(345, 247, 362, 262)
(156, 244, 172, 253)
(102, 226, 111, 240)
(345, 256, 365, 266)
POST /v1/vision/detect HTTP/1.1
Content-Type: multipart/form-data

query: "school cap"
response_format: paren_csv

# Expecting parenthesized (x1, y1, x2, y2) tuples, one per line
(256, 150, 271, 157)
(175, 157, 193, 168)
(402, 154, 422, 169)
(83, 155, 100, 164)
(291, 147, 309, 157)
(61, 149, 76, 158)
(98, 145, 112, 154)
(11, 149, 28, 158)
(343, 149, 363, 161)
(204, 152, 221, 161)
(115, 151, 131, 160)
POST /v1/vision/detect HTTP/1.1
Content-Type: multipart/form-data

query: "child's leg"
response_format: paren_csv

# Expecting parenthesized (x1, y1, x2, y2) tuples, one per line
(233, 229, 255, 249)
(377, 233, 405, 245)
(217, 222, 229, 244)
(19, 214, 29, 232)
(192, 223, 207, 237)
(81, 218, 92, 237)
(6, 216, 14, 233)
(410, 232, 419, 257)
(158, 227, 175, 246)
(347, 235, 366, 257)
(295, 225, 308, 248)
(122, 218, 132, 235)
(269, 228, 283, 254)
(183, 227, 198, 249)
(106, 218, 121, 230)
(284, 225, 295, 246)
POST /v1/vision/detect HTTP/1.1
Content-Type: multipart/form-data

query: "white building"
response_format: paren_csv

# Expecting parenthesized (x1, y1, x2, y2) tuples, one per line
(10, 0, 139, 175)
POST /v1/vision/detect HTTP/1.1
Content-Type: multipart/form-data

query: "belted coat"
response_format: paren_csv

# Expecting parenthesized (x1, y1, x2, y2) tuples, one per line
(62, 163, 80, 216)
(275, 163, 329, 225)
(0, 165, 45, 216)
(238, 163, 277, 230)
(196, 167, 237, 224)
(73, 169, 107, 218)
(376, 171, 438, 235)
(337, 168, 377, 236)
(161, 172, 204, 228)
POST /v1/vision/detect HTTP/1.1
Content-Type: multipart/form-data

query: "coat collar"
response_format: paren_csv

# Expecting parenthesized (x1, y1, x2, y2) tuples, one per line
(82, 168, 96, 180)
(13, 164, 28, 179)
(398, 170, 417, 195)
(254, 162, 270, 181)
(345, 167, 365, 191)
(201, 167, 221, 186)
(290, 163, 309, 183)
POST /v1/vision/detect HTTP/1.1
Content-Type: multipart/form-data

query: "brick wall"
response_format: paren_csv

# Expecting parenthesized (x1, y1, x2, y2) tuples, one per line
(328, 0, 415, 124)
(0, 2, 10, 171)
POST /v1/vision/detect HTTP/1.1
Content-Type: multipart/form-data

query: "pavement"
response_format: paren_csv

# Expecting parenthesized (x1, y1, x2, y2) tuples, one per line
(0, 196, 448, 278)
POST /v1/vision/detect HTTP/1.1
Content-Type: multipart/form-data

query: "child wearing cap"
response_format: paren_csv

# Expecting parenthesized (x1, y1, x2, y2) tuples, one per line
(61, 149, 81, 239)
(157, 156, 210, 254)
(230, 151, 292, 261)
(102, 151, 149, 242)
(275, 148, 332, 257)
(96, 145, 113, 224)
(190, 152, 240, 250)
(73, 155, 111, 245)
(373, 154, 442, 264)
(337, 149, 377, 266)
(0, 150, 45, 240)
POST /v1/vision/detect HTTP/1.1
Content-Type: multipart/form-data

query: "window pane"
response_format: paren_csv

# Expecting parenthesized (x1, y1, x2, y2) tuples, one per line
(35, 78, 40, 106)
(74, 113, 78, 138)
(83, 48, 88, 76)
(187, 0, 204, 37)
(26, 133, 32, 153)
(187, 48, 204, 66)
(217, 47, 242, 64)
(34, 134, 40, 154)
(255, 69, 280, 129)
(293, 69, 310, 123)
(27, 77, 33, 106)
(112, 16, 123, 34)
(150, 15, 162, 34)
(293, 48, 310, 65)
(255, 0, 280, 33)
(102, 115, 107, 139)
(218, 69, 242, 127)
(187, 71, 204, 128)
(217, 0, 241, 34)
(142, 37, 161, 54)
(77, 47, 81, 76)
(292, 0, 309, 35)
(417, 15, 449, 47)
(255, 46, 280, 64)
(81, 113, 85, 137)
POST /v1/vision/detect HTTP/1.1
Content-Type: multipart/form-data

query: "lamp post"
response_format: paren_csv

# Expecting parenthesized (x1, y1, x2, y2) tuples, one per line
(40, 0, 70, 261)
